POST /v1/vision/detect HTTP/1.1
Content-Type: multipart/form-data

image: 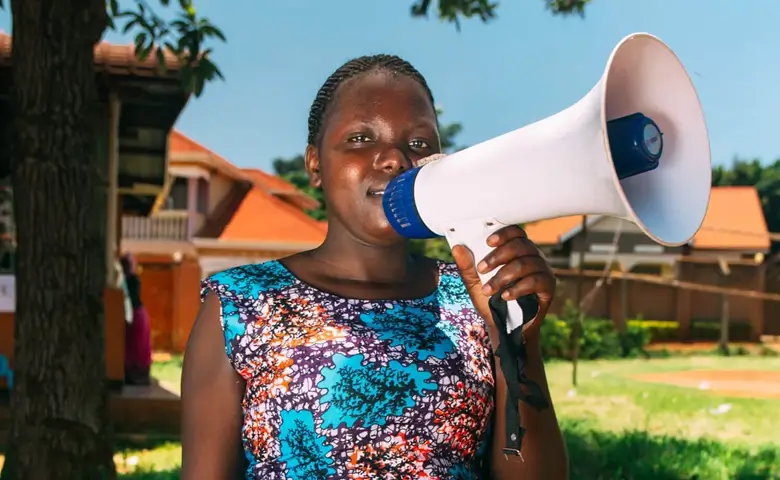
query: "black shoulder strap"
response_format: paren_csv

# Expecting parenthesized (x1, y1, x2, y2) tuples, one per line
(487, 293, 550, 459)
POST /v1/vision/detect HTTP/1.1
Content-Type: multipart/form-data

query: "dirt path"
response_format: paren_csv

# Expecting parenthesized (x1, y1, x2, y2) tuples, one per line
(635, 370, 780, 399)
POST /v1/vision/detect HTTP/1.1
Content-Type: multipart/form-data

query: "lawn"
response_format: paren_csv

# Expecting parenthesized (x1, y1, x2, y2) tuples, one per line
(110, 354, 780, 479)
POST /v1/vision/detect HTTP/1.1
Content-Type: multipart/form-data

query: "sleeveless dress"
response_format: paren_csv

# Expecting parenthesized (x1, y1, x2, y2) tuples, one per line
(200, 259, 496, 479)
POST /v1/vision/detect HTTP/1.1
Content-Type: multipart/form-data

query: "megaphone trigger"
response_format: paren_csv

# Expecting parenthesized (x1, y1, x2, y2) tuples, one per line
(444, 218, 539, 333)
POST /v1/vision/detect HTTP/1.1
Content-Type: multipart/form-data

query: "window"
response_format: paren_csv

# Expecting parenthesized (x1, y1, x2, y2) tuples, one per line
(163, 176, 189, 210)
(162, 176, 209, 213)
(197, 177, 209, 214)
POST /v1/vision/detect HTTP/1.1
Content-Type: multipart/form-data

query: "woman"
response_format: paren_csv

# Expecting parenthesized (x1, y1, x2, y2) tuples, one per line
(121, 253, 152, 386)
(182, 55, 568, 479)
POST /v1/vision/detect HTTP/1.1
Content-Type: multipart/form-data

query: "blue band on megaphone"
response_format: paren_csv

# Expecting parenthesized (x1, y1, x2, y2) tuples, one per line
(382, 167, 439, 239)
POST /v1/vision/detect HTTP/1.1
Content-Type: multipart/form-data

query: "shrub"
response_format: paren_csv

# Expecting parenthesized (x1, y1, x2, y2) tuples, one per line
(539, 317, 571, 359)
(626, 319, 679, 342)
(540, 316, 652, 360)
(563, 420, 780, 479)
(690, 319, 753, 342)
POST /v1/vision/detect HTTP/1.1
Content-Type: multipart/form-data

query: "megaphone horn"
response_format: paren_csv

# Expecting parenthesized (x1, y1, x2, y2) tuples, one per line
(383, 32, 711, 334)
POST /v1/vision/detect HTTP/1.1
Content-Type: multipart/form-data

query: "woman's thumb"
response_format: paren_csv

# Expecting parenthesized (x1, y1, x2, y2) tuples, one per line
(451, 244, 482, 291)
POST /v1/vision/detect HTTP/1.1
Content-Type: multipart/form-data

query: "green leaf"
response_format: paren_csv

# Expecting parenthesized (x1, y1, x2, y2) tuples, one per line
(134, 32, 147, 50)
(155, 47, 167, 71)
(108, 0, 228, 97)
(122, 17, 140, 34)
(108, 0, 119, 17)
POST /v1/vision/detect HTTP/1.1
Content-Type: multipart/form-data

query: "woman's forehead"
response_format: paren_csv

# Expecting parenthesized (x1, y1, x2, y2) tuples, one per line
(331, 71, 436, 122)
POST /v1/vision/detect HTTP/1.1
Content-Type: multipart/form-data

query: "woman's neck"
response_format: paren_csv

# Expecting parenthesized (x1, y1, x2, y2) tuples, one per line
(309, 231, 416, 285)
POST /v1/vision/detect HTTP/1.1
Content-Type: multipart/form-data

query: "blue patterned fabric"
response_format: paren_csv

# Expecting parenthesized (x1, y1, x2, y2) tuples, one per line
(201, 260, 495, 479)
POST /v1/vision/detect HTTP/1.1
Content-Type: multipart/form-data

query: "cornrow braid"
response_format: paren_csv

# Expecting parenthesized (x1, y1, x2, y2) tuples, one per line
(307, 54, 436, 146)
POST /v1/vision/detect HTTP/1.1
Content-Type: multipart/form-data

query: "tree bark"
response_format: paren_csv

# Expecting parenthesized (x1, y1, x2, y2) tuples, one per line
(1, 0, 114, 478)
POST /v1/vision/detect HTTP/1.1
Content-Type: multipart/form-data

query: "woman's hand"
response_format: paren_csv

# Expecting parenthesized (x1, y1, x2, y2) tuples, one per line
(452, 225, 555, 338)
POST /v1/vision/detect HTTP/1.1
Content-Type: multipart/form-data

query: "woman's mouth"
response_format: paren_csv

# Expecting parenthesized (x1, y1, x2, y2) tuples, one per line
(367, 189, 385, 197)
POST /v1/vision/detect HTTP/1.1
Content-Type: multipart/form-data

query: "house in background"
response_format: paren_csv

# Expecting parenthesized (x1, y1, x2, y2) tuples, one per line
(121, 130, 326, 351)
(122, 130, 326, 273)
(525, 186, 770, 275)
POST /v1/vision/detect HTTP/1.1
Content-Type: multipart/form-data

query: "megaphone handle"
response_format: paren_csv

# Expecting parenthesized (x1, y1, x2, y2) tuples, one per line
(444, 219, 540, 333)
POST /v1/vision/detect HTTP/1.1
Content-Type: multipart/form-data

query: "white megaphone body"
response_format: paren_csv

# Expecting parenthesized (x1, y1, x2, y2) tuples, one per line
(382, 32, 711, 335)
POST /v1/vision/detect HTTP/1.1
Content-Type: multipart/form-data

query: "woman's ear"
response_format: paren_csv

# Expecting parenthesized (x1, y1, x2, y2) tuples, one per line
(304, 144, 322, 188)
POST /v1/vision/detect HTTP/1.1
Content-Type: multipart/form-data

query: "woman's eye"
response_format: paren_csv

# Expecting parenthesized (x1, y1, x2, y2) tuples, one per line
(347, 134, 372, 144)
(409, 139, 430, 149)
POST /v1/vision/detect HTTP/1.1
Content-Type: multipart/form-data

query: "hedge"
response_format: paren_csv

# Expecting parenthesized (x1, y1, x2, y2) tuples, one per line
(539, 316, 754, 360)
(540, 317, 650, 360)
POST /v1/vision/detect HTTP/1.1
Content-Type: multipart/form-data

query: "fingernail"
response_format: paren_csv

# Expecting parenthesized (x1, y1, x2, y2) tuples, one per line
(482, 284, 492, 295)
(477, 261, 488, 273)
(487, 235, 499, 245)
(502, 291, 511, 300)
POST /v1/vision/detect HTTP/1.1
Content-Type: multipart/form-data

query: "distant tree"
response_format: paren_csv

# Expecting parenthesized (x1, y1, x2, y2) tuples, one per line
(410, 0, 592, 29)
(272, 155, 327, 221)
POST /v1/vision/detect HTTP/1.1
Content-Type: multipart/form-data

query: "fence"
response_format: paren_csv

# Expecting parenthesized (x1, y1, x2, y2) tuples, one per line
(549, 256, 780, 340)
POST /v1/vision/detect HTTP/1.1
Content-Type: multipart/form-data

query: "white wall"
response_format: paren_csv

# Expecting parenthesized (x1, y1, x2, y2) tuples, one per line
(199, 255, 274, 278)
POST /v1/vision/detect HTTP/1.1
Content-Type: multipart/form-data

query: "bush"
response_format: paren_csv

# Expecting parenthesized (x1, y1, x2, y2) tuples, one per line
(563, 420, 780, 479)
(627, 319, 679, 342)
(540, 316, 652, 360)
(539, 317, 572, 359)
(690, 319, 753, 342)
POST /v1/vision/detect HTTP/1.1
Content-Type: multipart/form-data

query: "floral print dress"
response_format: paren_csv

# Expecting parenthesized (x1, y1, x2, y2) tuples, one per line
(200, 259, 496, 479)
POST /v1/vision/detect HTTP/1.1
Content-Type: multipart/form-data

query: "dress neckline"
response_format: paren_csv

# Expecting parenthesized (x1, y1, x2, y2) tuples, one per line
(270, 258, 445, 304)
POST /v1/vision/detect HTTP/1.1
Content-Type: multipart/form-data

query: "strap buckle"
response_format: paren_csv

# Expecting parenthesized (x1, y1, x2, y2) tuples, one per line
(502, 448, 524, 462)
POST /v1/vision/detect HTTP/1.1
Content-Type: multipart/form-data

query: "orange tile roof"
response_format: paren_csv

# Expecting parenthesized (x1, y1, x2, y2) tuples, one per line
(168, 130, 206, 154)
(692, 186, 769, 250)
(523, 186, 770, 251)
(246, 168, 300, 194)
(219, 185, 326, 245)
(168, 130, 251, 182)
(0, 31, 183, 75)
(242, 168, 320, 211)
(165, 130, 325, 246)
(525, 216, 585, 245)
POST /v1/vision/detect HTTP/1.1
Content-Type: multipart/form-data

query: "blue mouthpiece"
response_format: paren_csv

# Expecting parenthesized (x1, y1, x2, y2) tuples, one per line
(607, 112, 664, 180)
(382, 167, 439, 239)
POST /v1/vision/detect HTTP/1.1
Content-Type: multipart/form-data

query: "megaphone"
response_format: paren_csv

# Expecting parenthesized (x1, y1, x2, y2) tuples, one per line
(383, 32, 711, 335)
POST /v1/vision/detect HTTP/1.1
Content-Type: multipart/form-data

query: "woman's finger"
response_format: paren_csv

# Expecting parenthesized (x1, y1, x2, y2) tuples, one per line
(486, 225, 528, 248)
(478, 237, 538, 274)
(500, 272, 557, 304)
(482, 255, 550, 296)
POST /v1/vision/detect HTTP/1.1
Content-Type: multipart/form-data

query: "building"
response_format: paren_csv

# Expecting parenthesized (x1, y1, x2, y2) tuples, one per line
(525, 186, 770, 274)
(120, 130, 327, 351)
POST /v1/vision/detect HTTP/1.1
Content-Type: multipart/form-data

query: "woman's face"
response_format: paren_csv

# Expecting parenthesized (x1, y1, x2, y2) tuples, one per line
(306, 71, 441, 246)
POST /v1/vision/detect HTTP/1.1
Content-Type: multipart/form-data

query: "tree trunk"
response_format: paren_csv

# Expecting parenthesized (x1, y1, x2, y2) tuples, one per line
(1, 0, 114, 478)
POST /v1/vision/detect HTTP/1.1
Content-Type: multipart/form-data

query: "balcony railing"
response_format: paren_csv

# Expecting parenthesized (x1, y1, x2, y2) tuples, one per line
(122, 211, 203, 241)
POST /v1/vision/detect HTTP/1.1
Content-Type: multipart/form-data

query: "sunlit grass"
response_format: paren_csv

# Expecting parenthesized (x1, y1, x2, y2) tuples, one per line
(3, 354, 778, 478)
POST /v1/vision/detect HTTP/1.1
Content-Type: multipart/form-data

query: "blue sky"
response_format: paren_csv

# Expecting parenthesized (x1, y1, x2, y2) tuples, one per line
(1, 1, 778, 171)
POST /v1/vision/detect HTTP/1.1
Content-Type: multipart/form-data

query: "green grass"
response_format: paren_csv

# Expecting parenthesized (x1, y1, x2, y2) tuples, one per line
(121, 355, 780, 479)
(150, 355, 183, 394)
(546, 356, 780, 447)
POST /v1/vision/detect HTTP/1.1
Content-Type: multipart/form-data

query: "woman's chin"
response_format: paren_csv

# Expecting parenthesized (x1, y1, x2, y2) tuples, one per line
(365, 221, 407, 246)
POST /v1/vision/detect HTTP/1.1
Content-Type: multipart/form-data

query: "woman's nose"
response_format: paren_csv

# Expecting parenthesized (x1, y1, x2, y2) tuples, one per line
(376, 147, 412, 173)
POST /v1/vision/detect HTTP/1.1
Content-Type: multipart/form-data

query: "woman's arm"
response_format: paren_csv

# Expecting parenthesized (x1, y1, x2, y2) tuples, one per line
(489, 328, 569, 479)
(181, 291, 246, 479)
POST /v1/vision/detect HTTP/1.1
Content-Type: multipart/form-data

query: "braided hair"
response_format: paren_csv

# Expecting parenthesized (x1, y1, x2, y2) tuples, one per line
(307, 54, 436, 146)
